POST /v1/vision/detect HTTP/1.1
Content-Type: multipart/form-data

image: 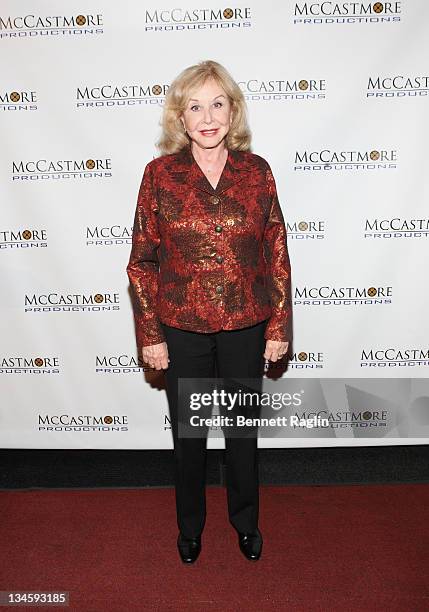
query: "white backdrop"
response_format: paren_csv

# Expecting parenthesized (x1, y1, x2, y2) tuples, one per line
(1, 1, 428, 448)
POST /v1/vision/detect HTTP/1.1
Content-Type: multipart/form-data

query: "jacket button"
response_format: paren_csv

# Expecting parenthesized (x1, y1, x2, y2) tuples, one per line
(215, 255, 223, 264)
(215, 285, 223, 294)
(211, 196, 220, 205)
(215, 225, 222, 233)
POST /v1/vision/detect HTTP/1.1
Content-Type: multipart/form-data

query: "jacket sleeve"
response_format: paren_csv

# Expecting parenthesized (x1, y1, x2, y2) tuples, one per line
(126, 162, 165, 349)
(262, 163, 293, 343)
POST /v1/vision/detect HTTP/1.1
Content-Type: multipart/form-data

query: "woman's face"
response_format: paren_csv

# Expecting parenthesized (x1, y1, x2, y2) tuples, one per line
(180, 78, 233, 150)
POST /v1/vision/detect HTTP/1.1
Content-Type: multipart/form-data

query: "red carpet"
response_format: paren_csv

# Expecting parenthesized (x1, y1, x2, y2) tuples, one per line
(1, 484, 429, 611)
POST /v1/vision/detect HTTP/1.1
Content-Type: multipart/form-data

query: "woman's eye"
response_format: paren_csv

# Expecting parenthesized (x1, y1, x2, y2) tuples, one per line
(189, 102, 223, 111)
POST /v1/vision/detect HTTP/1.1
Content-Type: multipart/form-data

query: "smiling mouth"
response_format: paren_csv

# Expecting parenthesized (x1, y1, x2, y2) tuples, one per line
(200, 129, 219, 136)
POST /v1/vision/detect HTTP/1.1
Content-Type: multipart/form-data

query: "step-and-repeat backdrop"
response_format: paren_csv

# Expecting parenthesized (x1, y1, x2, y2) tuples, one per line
(1, 1, 428, 448)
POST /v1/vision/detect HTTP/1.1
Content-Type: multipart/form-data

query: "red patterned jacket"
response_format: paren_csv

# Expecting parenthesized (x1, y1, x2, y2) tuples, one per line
(126, 144, 292, 349)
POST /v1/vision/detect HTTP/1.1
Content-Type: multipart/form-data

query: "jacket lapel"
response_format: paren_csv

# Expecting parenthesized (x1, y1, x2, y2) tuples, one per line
(171, 143, 252, 196)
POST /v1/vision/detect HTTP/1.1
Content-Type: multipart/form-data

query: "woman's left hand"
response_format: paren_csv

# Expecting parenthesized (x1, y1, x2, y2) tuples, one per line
(264, 340, 289, 362)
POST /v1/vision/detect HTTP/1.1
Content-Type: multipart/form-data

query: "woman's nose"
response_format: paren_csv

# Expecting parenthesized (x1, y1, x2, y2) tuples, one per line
(203, 106, 213, 124)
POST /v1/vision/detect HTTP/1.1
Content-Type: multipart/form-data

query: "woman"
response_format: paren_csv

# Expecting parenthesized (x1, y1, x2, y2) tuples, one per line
(127, 60, 292, 564)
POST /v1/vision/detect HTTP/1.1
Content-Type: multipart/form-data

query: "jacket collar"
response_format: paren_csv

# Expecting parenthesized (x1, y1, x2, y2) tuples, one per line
(170, 142, 252, 196)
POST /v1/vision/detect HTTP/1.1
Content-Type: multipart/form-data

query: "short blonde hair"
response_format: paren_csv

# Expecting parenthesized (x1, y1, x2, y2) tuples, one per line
(156, 60, 252, 155)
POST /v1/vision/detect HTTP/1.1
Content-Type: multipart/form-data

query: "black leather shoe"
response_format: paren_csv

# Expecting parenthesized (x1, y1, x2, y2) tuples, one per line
(238, 528, 263, 561)
(177, 533, 201, 564)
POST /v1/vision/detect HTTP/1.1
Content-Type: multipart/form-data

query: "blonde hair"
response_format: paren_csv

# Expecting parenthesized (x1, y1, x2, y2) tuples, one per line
(156, 60, 252, 155)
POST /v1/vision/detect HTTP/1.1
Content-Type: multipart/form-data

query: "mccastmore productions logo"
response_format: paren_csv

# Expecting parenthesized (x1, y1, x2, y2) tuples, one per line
(292, 2, 401, 25)
(1, 89, 37, 111)
(294, 148, 397, 171)
(95, 354, 148, 374)
(144, 7, 251, 31)
(0, 13, 103, 38)
(360, 347, 429, 369)
(0, 355, 60, 375)
(12, 158, 112, 180)
(264, 350, 325, 374)
(38, 413, 128, 433)
(24, 292, 120, 312)
(76, 83, 168, 108)
(289, 351, 325, 369)
(237, 77, 326, 101)
(286, 219, 325, 240)
(0, 228, 47, 250)
(366, 75, 429, 98)
(364, 217, 429, 239)
(294, 284, 392, 306)
(86, 225, 132, 246)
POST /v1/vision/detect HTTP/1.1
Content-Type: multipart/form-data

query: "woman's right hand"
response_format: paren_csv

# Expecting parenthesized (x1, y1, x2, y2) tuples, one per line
(142, 342, 170, 370)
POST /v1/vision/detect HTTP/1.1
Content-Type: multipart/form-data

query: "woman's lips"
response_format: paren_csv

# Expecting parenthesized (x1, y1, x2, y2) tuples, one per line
(200, 129, 219, 136)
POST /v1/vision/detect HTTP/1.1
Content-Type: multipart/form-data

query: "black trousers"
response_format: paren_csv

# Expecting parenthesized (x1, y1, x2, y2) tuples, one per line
(161, 318, 268, 538)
